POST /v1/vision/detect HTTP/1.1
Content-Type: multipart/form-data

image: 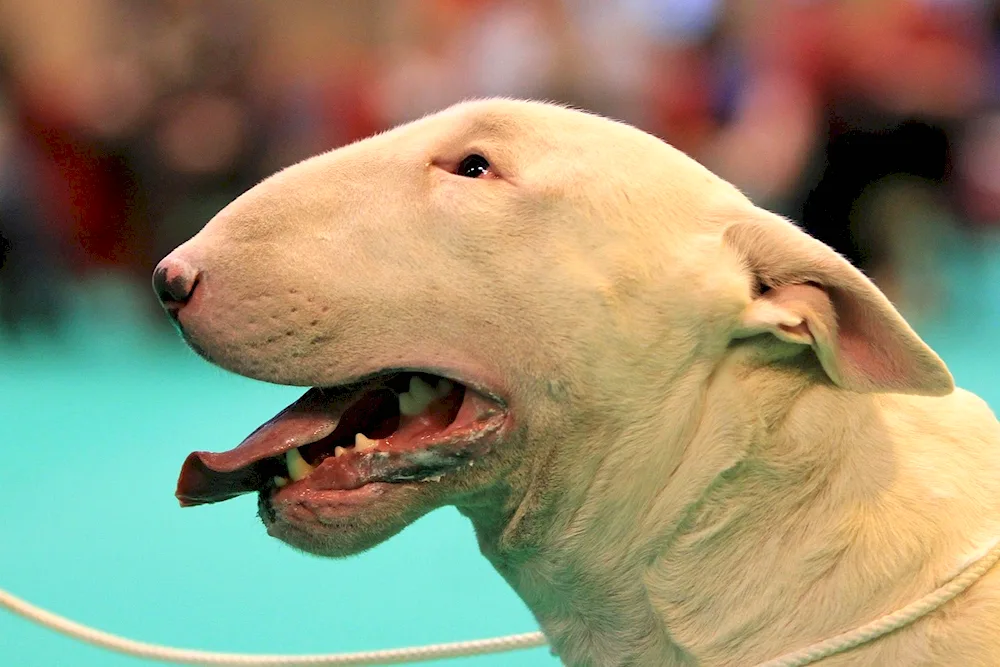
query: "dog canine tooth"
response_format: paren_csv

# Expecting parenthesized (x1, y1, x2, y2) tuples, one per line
(355, 433, 378, 451)
(285, 447, 315, 481)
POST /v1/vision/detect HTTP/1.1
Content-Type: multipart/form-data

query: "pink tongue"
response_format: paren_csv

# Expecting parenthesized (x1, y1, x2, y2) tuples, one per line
(176, 387, 353, 507)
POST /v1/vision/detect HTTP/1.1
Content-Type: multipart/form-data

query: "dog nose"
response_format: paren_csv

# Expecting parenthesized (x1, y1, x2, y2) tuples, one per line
(153, 256, 200, 310)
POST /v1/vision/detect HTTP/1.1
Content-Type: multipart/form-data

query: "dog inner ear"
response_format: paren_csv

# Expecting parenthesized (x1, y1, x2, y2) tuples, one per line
(724, 211, 954, 396)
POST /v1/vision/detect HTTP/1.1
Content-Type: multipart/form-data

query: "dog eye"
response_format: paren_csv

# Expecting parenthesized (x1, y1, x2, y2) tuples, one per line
(456, 154, 490, 178)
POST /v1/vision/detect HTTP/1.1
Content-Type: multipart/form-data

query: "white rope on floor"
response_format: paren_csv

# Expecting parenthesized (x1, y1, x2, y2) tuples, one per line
(0, 587, 548, 665)
(3, 537, 998, 666)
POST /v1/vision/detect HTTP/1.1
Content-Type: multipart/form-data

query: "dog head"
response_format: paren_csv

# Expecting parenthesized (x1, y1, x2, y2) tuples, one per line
(157, 99, 952, 558)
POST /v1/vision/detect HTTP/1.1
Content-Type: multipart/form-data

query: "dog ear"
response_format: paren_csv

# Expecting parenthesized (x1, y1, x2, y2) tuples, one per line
(724, 209, 954, 396)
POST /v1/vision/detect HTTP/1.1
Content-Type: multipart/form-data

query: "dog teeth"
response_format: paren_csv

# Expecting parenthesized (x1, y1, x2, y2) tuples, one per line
(399, 376, 436, 416)
(334, 446, 347, 458)
(355, 433, 378, 451)
(273, 476, 288, 488)
(398, 393, 422, 416)
(398, 376, 452, 416)
(285, 448, 315, 481)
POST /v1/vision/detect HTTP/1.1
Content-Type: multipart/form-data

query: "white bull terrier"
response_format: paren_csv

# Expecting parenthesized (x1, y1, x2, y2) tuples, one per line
(154, 99, 1000, 666)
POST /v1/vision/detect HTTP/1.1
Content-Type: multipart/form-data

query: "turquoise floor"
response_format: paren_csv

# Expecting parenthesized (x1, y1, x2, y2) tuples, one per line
(3, 234, 1000, 666)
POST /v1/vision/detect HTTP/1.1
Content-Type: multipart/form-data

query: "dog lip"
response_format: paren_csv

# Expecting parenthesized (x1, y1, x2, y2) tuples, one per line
(175, 370, 507, 507)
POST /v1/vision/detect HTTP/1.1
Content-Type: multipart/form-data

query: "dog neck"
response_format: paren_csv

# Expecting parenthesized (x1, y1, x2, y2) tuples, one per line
(462, 347, 988, 665)
(457, 350, 778, 664)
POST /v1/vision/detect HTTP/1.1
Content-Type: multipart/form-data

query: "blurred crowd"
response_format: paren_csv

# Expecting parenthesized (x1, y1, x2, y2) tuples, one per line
(0, 0, 998, 335)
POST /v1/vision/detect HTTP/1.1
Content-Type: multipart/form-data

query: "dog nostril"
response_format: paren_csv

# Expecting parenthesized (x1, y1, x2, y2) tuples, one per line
(153, 258, 200, 308)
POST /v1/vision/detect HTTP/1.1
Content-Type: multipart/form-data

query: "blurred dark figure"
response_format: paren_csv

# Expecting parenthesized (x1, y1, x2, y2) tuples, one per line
(0, 88, 65, 338)
(795, 111, 952, 276)
(125, 0, 268, 265)
(955, 3, 1000, 230)
(702, 0, 992, 315)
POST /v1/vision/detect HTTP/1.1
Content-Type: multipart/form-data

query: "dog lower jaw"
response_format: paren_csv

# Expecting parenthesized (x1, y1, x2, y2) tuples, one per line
(258, 437, 533, 565)
(258, 481, 448, 558)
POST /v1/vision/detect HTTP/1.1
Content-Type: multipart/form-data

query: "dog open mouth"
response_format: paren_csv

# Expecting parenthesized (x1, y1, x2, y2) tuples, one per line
(176, 372, 508, 507)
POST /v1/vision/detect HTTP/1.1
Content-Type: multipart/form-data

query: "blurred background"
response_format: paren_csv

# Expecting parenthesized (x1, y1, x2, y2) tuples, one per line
(2, 0, 999, 665)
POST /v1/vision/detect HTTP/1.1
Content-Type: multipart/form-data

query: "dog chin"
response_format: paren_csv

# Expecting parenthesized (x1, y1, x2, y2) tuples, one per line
(264, 518, 409, 558)
(257, 486, 442, 558)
